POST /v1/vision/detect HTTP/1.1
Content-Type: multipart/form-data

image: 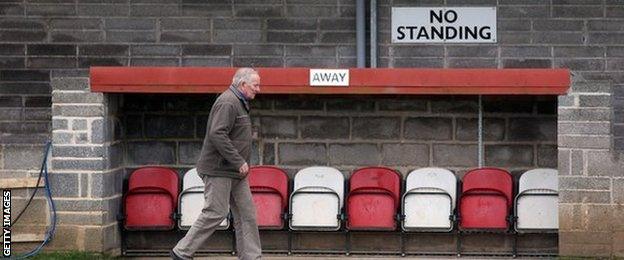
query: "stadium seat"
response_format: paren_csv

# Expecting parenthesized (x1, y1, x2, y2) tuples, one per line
(124, 167, 179, 230)
(346, 167, 401, 230)
(459, 168, 513, 230)
(402, 167, 457, 232)
(178, 168, 229, 230)
(515, 168, 558, 232)
(289, 166, 344, 231)
(249, 166, 289, 229)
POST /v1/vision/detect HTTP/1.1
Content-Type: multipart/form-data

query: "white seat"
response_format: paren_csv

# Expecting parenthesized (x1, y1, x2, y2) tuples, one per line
(178, 168, 229, 230)
(289, 166, 344, 231)
(402, 167, 457, 232)
(515, 168, 558, 232)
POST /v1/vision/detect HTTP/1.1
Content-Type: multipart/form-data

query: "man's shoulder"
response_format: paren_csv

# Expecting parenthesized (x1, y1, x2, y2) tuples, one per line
(215, 90, 239, 105)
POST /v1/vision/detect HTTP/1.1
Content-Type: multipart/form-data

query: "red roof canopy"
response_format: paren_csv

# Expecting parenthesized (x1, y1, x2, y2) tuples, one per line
(90, 67, 569, 95)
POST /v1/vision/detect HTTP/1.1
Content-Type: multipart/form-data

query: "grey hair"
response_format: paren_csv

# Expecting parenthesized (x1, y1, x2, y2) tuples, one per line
(231, 68, 259, 88)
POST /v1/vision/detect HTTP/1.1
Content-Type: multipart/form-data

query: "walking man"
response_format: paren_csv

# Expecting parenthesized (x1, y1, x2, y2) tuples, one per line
(171, 68, 262, 260)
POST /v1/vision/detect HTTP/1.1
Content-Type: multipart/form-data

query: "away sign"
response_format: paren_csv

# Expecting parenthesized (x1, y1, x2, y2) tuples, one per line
(310, 69, 350, 87)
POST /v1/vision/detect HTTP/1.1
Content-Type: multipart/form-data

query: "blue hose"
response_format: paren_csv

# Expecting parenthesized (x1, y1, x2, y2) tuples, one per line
(10, 141, 56, 259)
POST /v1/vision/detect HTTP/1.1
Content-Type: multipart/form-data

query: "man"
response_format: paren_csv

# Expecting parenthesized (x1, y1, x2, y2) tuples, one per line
(172, 68, 262, 260)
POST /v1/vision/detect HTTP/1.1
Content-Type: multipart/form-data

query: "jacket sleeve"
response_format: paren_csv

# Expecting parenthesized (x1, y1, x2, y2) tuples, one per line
(208, 102, 246, 169)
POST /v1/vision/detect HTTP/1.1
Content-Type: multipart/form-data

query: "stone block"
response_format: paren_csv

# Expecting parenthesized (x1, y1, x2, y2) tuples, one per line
(267, 32, 316, 43)
(213, 18, 263, 30)
(233, 57, 282, 67)
(560, 231, 613, 257)
(126, 141, 176, 165)
(278, 143, 326, 165)
(234, 5, 282, 17)
(558, 122, 610, 135)
(53, 199, 104, 212)
(533, 32, 584, 44)
(90, 170, 123, 198)
(57, 212, 106, 225)
(502, 59, 551, 68)
(234, 44, 281, 58)
(48, 172, 80, 197)
(570, 150, 584, 176)
(52, 158, 106, 171)
(432, 97, 478, 113)
(52, 146, 104, 158)
(559, 135, 611, 149)
(499, 6, 549, 18)
(3, 145, 45, 170)
(300, 116, 348, 139)
(560, 190, 611, 204)
(52, 104, 103, 117)
(509, 117, 556, 141)
(404, 117, 452, 140)
(393, 46, 445, 57)
(45, 226, 81, 250)
(352, 117, 400, 140)
(485, 145, 534, 167)
(378, 98, 428, 111)
(320, 32, 355, 44)
(456, 118, 505, 141)
(533, 19, 584, 31)
(326, 98, 375, 112)
(433, 144, 478, 167)
(560, 176, 611, 190)
(179, 141, 202, 165)
(144, 115, 194, 138)
(447, 46, 497, 58)
(275, 97, 324, 111)
(570, 81, 611, 93)
(537, 144, 557, 168)
(587, 150, 622, 177)
(393, 58, 444, 68)
(329, 143, 379, 165)
(267, 18, 317, 30)
(559, 204, 582, 231)
(381, 143, 429, 166)
(578, 95, 611, 107)
(51, 77, 88, 91)
(215, 30, 262, 43)
(10, 198, 48, 225)
(500, 46, 550, 57)
(260, 116, 297, 139)
(263, 143, 275, 165)
(614, 178, 624, 204)
(553, 5, 603, 18)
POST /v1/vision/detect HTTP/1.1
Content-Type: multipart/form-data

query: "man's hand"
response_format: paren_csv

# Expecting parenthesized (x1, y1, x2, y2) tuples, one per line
(239, 162, 249, 176)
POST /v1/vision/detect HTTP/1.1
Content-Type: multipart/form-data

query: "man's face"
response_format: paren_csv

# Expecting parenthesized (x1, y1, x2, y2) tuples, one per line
(240, 73, 260, 100)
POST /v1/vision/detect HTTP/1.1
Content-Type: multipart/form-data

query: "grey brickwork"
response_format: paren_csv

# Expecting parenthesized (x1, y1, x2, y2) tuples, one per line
(0, 0, 622, 257)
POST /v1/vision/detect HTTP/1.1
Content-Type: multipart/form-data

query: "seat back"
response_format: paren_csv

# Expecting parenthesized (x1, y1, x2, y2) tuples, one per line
(293, 166, 344, 208)
(349, 167, 401, 208)
(346, 167, 400, 230)
(403, 167, 457, 231)
(459, 168, 513, 230)
(516, 168, 558, 232)
(128, 167, 179, 201)
(290, 166, 344, 230)
(249, 166, 289, 207)
(249, 166, 289, 229)
(519, 168, 558, 193)
(125, 167, 179, 230)
(178, 168, 229, 230)
(406, 167, 457, 209)
(462, 167, 512, 207)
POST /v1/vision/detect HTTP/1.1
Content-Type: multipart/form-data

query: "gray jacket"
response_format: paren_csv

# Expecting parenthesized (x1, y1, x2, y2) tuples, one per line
(196, 89, 251, 179)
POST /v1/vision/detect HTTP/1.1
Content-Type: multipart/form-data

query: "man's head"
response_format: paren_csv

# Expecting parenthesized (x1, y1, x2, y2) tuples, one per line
(231, 68, 260, 100)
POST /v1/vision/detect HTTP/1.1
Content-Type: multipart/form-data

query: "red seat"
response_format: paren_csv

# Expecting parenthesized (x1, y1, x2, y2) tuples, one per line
(124, 167, 179, 230)
(346, 167, 401, 230)
(459, 168, 512, 230)
(249, 166, 289, 229)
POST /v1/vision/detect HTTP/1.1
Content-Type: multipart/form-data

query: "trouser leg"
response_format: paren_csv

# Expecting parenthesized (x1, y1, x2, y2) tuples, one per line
(173, 176, 231, 259)
(230, 177, 262, 260)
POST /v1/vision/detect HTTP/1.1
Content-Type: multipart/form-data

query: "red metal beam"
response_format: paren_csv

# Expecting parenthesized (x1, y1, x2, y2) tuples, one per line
(90, 67, 570, 95)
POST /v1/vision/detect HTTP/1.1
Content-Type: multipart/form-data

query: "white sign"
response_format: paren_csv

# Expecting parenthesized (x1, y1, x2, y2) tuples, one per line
(309, 69, 349, 87)
(392, 7, 496, 43)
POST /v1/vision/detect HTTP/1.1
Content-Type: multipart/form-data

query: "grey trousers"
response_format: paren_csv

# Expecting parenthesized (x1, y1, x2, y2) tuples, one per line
(173, 176, 262, 260)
